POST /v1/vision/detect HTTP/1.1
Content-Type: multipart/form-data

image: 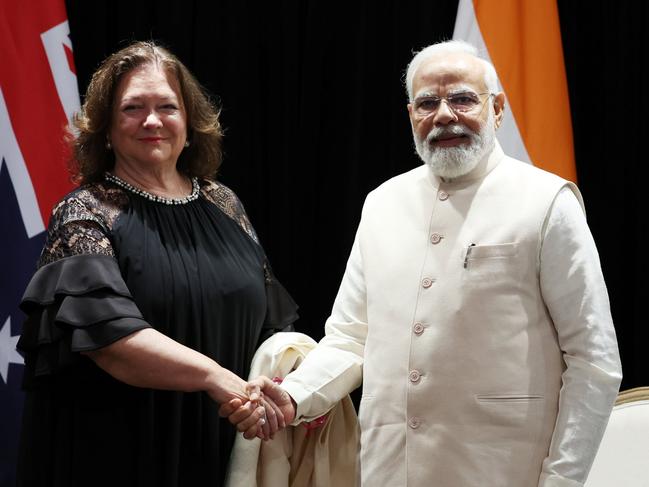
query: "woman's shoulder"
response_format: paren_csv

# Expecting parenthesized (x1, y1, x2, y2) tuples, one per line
(51, 180, 129, 231)
(199, 178, 248, 216)
(199, 178, 241, 203)
(199, 178, 259, 243)
(38, 181, 126, 268)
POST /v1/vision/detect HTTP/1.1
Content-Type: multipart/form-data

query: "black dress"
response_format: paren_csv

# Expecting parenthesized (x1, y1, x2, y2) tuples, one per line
(16, 178, 297, 487)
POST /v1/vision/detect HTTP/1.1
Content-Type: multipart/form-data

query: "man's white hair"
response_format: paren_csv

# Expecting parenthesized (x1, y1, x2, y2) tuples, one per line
(405, 40, 499, 101)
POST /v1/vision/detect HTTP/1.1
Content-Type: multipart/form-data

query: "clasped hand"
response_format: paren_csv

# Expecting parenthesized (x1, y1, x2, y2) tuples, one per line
(219, 376, 296, 440)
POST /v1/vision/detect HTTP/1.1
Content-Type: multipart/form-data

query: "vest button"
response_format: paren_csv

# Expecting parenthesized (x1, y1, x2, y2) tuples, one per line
(430, 233, 443, 244)
(408, 417, 422, 429)
(422, 277, 434, 288)
(413, 323, 425, 335)
(438, 191, 449, 201)
(409, 370, 421, 383)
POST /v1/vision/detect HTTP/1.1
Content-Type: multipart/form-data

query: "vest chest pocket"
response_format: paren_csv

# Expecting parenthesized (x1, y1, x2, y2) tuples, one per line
(476, 394, 544, 402)
(462, 242, 520, 283)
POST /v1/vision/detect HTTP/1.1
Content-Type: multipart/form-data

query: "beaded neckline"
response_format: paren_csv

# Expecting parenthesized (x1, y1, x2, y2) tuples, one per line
(105, 172, 200, 205)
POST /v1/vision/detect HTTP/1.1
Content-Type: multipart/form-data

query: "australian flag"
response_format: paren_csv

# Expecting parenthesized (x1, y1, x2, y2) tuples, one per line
(0, 1, 79, 485)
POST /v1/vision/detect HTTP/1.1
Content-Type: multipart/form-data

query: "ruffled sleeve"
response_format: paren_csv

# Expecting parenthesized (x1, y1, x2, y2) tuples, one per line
(18, 254, 151, 384)
(17, 187, 149, 386)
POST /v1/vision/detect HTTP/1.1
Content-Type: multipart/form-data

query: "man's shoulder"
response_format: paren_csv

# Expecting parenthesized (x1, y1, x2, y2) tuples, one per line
(357, 165, 430, 220)
(495, 155, 582, 209)
(499, 155, 568, 186)
(369, 165, 428, 198)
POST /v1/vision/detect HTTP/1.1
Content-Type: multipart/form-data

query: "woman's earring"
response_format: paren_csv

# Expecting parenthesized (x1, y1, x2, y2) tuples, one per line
(184, 140, 190, 148)
(106, 139, 112, 150)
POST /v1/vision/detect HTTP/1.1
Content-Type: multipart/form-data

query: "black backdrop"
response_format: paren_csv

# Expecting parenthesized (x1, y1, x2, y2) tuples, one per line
(65, 0, 648, 391)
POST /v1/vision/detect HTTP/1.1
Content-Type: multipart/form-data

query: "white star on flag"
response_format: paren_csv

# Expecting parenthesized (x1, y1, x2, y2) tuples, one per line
(0, 317, 24, 384)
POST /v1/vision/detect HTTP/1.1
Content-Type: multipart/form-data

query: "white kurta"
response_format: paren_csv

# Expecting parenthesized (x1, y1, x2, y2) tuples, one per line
(281, 143, 622, 487)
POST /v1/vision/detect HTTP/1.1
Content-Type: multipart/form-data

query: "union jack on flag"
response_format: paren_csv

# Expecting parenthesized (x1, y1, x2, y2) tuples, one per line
(0, 1, 79, 484)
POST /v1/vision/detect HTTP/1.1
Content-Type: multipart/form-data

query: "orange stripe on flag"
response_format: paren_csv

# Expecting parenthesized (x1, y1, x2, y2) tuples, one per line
(472, 0, 575, 181)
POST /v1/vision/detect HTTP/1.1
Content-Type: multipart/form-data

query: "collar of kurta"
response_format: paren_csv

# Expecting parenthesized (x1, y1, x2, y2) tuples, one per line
(426, 139, 505, 189)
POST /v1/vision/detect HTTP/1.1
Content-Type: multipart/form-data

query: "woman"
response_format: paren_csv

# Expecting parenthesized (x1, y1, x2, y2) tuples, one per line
(16, 41, 297, 487)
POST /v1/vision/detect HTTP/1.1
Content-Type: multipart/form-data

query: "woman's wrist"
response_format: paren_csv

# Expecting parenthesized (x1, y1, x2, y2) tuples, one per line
(206, 364, 248, 404)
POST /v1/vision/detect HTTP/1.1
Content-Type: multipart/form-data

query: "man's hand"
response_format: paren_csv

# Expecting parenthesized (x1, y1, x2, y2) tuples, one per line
(219, 375, 297, 440)
(251, 376, 297, 426)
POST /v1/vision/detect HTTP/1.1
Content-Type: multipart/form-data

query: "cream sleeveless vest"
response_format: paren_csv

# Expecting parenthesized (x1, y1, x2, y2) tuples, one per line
(356, 145, 580, 486)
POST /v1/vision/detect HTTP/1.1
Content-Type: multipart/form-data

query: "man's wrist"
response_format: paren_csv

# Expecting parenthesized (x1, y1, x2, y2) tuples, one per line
(280, 380, 313, 424)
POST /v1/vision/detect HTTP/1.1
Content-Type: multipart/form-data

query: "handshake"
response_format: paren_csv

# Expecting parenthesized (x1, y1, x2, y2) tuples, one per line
(219, 376, 297, 441)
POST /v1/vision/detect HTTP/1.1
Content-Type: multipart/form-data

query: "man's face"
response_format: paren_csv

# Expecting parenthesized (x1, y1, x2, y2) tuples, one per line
(407, 52, 504, 178)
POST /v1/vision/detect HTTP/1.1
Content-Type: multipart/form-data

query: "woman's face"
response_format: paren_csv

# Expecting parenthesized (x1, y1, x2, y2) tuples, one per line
(109, 63, 187, 172)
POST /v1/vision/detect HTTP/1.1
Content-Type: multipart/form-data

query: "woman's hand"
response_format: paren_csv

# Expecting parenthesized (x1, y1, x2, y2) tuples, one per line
(219, 394, 284, 440)
(219, 375, 296, 440)
(206, 365, 268, 439)
(205, 364, 249, 404)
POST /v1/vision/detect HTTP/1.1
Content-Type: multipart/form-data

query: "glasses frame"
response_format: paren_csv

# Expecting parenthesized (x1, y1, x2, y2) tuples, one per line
(412, 91, 494, 117)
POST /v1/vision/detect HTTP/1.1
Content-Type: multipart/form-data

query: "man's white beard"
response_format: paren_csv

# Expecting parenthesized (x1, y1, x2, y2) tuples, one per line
(414, 112, 496, 179)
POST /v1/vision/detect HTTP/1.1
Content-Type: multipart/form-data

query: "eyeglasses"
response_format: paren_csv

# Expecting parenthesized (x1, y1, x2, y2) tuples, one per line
(412, 91, 493, 117)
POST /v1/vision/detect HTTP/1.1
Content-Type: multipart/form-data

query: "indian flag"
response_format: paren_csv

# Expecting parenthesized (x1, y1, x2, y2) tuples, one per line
(453, 0, 576, 182)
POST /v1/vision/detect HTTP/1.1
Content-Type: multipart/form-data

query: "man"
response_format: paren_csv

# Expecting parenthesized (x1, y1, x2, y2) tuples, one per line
(225, 40, 622, 487)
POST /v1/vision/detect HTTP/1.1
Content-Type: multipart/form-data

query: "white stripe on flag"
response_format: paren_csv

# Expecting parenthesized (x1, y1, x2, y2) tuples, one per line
(41, 20, 80, 125)
(0, 87, 46, 238)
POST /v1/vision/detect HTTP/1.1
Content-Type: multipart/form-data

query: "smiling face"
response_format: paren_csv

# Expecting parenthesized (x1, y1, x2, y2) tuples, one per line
(109, 63, 187, 173)
(407, 52, 504, 178)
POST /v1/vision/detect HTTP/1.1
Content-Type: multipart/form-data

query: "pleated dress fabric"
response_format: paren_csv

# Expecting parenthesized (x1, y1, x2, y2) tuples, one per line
(16, 179, 297, 487)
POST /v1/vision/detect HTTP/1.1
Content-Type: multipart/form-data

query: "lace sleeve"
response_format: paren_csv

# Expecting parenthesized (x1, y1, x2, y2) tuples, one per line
(38, 185, 126, 268)
(200, 180, 259, 244)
